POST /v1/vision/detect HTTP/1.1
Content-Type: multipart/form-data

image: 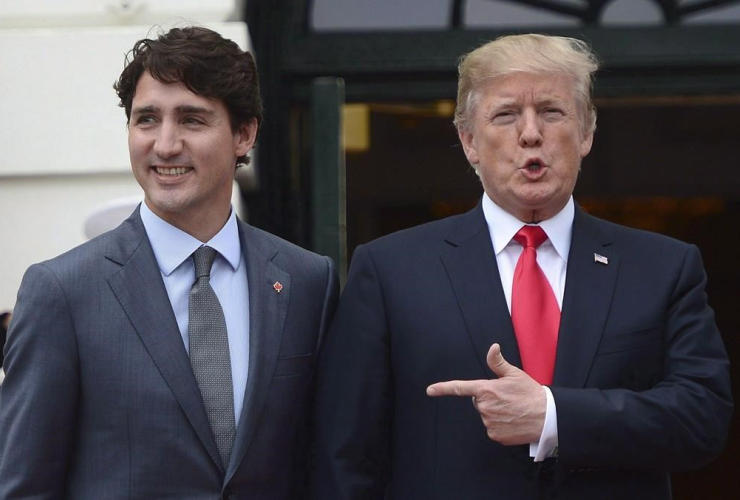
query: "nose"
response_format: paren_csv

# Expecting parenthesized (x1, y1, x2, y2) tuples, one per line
(153, 122, 183, 158)
(518, 109, 543, 147)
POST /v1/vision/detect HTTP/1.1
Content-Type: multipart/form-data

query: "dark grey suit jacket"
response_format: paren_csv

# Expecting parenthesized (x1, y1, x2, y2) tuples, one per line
(0, 207, 338, 499)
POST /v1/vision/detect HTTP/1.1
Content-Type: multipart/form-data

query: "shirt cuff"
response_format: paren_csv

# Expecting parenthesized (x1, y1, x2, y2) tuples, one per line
(530, 385, 558, 462)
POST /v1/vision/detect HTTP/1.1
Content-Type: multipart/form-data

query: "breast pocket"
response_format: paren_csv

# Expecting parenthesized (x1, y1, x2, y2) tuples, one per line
(592, 326, 663, 390)
(596, 326, 662, 356)
(274, 352, 313, 378)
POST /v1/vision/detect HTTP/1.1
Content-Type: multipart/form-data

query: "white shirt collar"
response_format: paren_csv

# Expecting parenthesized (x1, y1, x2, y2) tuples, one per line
(139, 202, 242, 276)
(481, 193, 574, 262)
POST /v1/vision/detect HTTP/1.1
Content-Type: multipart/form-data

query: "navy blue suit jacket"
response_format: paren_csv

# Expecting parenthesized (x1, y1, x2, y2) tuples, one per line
(311, 203, 732, 499)
(0, 208, 338, 499)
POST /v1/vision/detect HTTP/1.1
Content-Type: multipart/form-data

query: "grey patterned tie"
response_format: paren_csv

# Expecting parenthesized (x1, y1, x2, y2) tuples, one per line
(188, 245, 236, 468)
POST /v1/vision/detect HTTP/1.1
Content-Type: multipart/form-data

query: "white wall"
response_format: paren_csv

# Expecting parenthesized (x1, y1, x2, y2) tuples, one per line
(0, 23, 249, 176)
(0, 2, 249, 312)
(0, 175, 143, 310)
(0, 0, 242, 28)
(0, 175, 244, 311)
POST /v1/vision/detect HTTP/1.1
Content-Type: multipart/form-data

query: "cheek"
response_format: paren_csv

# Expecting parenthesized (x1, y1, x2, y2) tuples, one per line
(128, 140, 141, 163)
(477, 163, 504, 191)
(128, 132, 148, 157)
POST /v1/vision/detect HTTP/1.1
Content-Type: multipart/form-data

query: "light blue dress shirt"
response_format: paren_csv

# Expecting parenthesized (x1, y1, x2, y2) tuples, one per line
(139, 202, 250, 427)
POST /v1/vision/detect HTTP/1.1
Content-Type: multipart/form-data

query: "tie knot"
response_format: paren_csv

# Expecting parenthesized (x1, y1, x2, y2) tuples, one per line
(192, 246, 217, 279)
(513, 225, 548, 249)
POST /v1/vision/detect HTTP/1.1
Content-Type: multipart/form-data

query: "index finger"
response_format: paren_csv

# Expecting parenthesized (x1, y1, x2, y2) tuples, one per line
(426, 379, 488, 398)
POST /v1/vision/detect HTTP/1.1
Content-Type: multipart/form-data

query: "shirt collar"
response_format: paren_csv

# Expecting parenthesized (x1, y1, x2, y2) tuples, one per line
(481, 193, 574, 262)
(139, 202, 242, 276)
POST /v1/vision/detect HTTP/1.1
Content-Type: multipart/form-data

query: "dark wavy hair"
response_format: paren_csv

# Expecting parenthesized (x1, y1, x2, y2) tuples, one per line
(114, 26, 263, 166)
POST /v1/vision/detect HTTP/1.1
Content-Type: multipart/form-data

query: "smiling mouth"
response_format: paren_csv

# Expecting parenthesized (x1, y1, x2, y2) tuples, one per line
(155, 167, 192, 176)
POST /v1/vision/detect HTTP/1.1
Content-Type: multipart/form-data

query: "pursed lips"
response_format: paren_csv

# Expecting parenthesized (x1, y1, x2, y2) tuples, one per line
(522, 158, 547, 171)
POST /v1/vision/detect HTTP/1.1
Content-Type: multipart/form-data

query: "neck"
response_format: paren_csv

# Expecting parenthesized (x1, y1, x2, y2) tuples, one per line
(523, 211, 545, 224)
(510, 202, 568, 225)
(510, 207, 554, 225)
(145, 201, 231, 243)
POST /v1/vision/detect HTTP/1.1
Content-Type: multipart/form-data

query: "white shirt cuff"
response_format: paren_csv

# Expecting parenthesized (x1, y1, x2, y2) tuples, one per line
(530, 385, 558, 462)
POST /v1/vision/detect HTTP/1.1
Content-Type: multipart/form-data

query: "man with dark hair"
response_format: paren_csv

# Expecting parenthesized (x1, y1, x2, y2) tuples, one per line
(0, 26, 337, 499)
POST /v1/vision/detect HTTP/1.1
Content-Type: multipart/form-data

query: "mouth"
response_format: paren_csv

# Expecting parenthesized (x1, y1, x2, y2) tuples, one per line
(154, 166, 193, 176)
(520, 158, 548, 179)
(522, 158, 547, 172)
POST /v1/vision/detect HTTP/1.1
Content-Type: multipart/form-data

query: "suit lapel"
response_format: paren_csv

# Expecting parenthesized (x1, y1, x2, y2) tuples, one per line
(105, 208, 225, 474)
(440, 205, 522, 376)
(554, 206, 619, 387)
(226, 222, 290, 481)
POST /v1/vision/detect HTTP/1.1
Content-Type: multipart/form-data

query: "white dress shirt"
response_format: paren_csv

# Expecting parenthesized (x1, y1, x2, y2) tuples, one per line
(481, 193, 575, 461)
(140, 202, 250, 427)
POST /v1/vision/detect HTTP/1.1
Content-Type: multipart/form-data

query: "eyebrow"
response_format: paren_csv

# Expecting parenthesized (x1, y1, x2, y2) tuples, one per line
(489, 98, 518, 108)
(176, 105, 216, 116)
(131, 105, 158, 116)
(535, 96, 566, 105)
(486, 95, 568, 112)
(483, 99, 519, 115)
(131, 105, 216, 116)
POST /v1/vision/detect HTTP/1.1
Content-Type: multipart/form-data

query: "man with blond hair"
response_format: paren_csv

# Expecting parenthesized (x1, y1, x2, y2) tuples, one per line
(310, 34, 731, 499)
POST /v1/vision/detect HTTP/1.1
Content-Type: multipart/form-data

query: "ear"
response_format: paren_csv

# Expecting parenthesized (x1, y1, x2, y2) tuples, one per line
(580, 130, 593, 158)
(235, 118, 258, 157)
(458, 128, 480, 166)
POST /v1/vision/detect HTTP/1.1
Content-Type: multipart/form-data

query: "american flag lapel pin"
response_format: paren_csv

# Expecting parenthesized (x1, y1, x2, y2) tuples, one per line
(273, 282, 283, 293)
(594, 253, 608, 265)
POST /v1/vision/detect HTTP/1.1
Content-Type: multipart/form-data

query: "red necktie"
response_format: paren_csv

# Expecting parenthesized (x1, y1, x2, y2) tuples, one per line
(511, 226, 560, 385)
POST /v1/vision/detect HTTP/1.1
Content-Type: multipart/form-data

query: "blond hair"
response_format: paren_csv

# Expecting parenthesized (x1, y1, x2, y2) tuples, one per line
(454, 34, 599, 136)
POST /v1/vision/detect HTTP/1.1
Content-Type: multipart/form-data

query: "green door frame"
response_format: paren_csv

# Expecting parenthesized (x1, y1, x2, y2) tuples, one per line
(310, 77, 347, 283)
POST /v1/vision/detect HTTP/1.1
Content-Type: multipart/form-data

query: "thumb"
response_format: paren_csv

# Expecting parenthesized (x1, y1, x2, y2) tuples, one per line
(487, 343, 516, 377)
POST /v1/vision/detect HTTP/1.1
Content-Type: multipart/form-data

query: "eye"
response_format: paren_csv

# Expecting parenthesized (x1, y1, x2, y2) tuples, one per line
(491, 111, 516, 124)
(134, 115, 156, 125)
(183, 116, 206, 126)
(543, 108, 564, 119)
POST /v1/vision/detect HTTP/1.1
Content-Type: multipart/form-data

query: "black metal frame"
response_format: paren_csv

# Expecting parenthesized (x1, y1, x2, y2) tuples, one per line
(451, 0, 740, 26)
(245, 0, 740, 244)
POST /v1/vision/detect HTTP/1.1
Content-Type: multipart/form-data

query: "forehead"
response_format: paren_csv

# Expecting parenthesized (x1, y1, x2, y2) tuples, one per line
(479, 72, 576, 105)
(132, 72, 222, 112)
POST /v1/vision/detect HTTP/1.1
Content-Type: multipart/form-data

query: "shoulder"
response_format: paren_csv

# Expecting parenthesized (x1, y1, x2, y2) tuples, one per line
(23, 212, 145, 287)
(361, 208, 482, 256)
(577, 209, 694, 254)
(575, 209, 701, 281)
(239, 221, 333, 274)
(32, 229, 123, 277)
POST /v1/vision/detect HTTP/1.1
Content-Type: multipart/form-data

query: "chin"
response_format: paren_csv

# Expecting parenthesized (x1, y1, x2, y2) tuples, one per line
(517, 193, 565, 213)
(516, 191, 555, 207)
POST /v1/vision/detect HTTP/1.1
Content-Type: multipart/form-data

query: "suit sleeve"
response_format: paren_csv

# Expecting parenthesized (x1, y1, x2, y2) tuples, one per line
(309, 245, 392, 499)
(291, 255, 340, 500)
(316, 256, 340, 350)
(0, 264, 80, 498)
(552, 245, 732, 472)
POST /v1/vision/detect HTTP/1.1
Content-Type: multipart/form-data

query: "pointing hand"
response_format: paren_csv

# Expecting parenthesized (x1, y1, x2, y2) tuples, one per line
(426, 343, 546, 445)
